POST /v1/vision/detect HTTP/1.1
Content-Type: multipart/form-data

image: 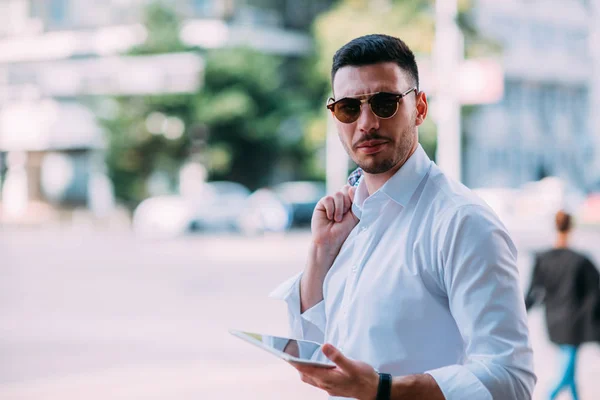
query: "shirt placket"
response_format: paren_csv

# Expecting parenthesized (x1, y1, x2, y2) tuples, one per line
(336, 198, 377, 348)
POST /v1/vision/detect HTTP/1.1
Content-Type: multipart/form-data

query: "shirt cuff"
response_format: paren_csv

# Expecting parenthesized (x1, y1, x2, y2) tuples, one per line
(269, 272, 303, 301)
(302, 299, 326, 329)
(269, 272, 326, 341)
(426, 364, 493, 400)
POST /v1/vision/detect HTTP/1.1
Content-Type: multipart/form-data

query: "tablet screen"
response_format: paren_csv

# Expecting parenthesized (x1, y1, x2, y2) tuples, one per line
(232, 330, 330, 365)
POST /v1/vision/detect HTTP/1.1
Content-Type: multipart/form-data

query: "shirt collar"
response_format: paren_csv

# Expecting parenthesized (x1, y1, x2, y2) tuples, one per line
(353, 144, 432, 210)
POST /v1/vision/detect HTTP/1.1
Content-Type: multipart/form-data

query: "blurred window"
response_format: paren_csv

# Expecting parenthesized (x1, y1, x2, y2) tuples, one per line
(512, 150, 521, 171)
(497, 16, 520, 48)
(564, 88, 576, 118)
(498, 150, 511, 171)
(570, 30, 588, 57)
(50, 0, 68, 25)
(506, 81, 523, 113)
(546, 86, 559, 118)
(530, 22, 555, 51)
(488, 150, 498, 169)
(523, 83, 541, 122)
(574, 87, 588, 115)
(234, 5, 282, 27)
(583, 145, 594, 163)
(193, 0, 213, 16)
(537, 85, 552, 135)
(501, 80, 511, 108)
(559, 86, 573, 112)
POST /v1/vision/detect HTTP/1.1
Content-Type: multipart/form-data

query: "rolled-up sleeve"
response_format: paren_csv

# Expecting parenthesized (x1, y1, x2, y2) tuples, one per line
(426, 205, 536, 400)
(269, 272, 326, 343)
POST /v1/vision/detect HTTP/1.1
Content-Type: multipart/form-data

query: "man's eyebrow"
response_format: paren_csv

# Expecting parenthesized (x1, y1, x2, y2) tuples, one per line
(335, 89, 399, 99)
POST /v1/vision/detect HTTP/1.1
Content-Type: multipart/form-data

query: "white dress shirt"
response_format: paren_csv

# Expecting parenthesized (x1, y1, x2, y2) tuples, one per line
(270, 145, 536, 400)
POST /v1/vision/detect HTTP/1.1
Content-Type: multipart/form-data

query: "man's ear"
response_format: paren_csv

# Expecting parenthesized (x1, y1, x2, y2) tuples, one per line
(415, 91, 428, 127)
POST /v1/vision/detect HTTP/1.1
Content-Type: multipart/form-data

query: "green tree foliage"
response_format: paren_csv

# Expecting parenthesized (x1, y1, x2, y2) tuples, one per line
(129, 1, 188, 55)
(195, 48, 313, 189)
(97, 3, 192, 205)
(100, 94, 194, 205)
(98, 2, 317, 205)
(313, 0, 436, 81)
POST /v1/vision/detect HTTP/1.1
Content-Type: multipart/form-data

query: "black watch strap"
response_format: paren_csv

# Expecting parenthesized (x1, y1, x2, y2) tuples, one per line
(376, 372, 392, 400)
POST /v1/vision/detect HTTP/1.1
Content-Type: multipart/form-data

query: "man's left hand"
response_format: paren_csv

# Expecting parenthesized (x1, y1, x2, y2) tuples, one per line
(290, 344, 380, 400)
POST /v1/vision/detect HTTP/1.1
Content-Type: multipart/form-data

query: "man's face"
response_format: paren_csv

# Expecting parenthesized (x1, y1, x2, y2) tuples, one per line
(331, 62, 426, 174)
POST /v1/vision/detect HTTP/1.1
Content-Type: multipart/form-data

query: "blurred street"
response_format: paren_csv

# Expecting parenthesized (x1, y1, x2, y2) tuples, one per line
(1, 227, 600, 400)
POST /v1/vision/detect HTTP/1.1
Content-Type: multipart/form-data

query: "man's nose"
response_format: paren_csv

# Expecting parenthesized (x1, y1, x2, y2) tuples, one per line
(356, 104, 380, 133)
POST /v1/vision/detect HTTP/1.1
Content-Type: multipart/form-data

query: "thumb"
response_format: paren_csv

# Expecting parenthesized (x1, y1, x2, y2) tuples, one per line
(322, 344, 355, 371)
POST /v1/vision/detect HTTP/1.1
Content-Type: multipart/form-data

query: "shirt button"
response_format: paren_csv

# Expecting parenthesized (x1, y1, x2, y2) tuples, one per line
(359, 225, 367, 233)
(351, 265, 358, 272)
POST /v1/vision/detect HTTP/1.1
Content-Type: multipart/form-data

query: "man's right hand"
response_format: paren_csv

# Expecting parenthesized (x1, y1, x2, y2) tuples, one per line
(301, 185, 359, 312)
(311, 184, 359, 256)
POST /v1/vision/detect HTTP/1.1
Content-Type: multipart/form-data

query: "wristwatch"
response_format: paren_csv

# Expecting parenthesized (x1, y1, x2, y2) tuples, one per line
(376, 372, 392, 400)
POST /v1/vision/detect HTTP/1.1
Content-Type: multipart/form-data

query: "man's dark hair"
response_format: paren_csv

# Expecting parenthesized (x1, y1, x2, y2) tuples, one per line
(555, 210, 572, 233)
(331, 34, 419, 90)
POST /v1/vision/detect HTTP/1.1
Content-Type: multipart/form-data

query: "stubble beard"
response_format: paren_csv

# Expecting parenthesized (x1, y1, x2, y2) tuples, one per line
(348, 123, 416, 175)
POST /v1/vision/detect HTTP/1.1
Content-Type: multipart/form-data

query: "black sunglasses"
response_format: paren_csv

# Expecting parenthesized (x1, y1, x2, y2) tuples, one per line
(326, 88, 417, 124)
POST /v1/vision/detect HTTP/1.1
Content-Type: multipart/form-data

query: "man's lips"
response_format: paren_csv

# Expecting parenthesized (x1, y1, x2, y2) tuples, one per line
(355, 140, 389, 154)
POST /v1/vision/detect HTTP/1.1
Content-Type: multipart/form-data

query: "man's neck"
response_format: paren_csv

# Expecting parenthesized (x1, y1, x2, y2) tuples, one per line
(555, 232, 569, 249)
(363, 144, 418, 196)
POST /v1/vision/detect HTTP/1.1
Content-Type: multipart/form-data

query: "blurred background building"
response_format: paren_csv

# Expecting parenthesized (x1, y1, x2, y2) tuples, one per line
(464, 0, 600, 194)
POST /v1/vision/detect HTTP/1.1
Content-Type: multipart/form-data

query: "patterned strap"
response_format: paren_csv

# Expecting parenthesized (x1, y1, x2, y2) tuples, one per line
(347, 167, 363, 187)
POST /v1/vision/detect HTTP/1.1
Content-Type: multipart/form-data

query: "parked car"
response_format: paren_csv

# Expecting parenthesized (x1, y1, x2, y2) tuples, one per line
(189, 181, 251, 232)
(272, 181, 326, 228)
(132, 181, 251, 237)
(132, 195, 194, 238)
(238, 181, 326, 235)
(237, 188, 291, 236)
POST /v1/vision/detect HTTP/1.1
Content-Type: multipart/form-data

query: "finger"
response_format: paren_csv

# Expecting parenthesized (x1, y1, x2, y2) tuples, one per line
(348, 186, 356, 203)
(322, 344, 355, 372)
(333, 192, 344, 222)
(340, 185, 349, 197)
(342, 187, 353, 214)
(291, 362, 340, 379)
(298, 371, 318, 387)
(319, 196, 334, 220)
(292, 364, 333, 389)
(289, 362, 317, 374)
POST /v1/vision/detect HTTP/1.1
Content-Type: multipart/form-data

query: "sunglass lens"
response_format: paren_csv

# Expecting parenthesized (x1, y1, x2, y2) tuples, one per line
(371, 93, 398, 118)
(334, 99, 361, 123)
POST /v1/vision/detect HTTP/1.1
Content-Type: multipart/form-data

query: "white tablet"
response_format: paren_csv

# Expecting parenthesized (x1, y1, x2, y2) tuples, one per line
(229, 329, 336, 368)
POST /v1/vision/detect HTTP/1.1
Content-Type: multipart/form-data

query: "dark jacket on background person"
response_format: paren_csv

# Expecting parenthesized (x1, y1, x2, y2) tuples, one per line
(525, 248, 600, 345)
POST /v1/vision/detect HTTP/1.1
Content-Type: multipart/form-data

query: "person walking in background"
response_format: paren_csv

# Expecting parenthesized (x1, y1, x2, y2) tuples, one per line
(526, 210, 600, 400)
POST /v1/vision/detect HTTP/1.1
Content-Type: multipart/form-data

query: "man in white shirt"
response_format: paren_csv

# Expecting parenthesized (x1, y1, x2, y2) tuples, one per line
(270, 34, 536, 400)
